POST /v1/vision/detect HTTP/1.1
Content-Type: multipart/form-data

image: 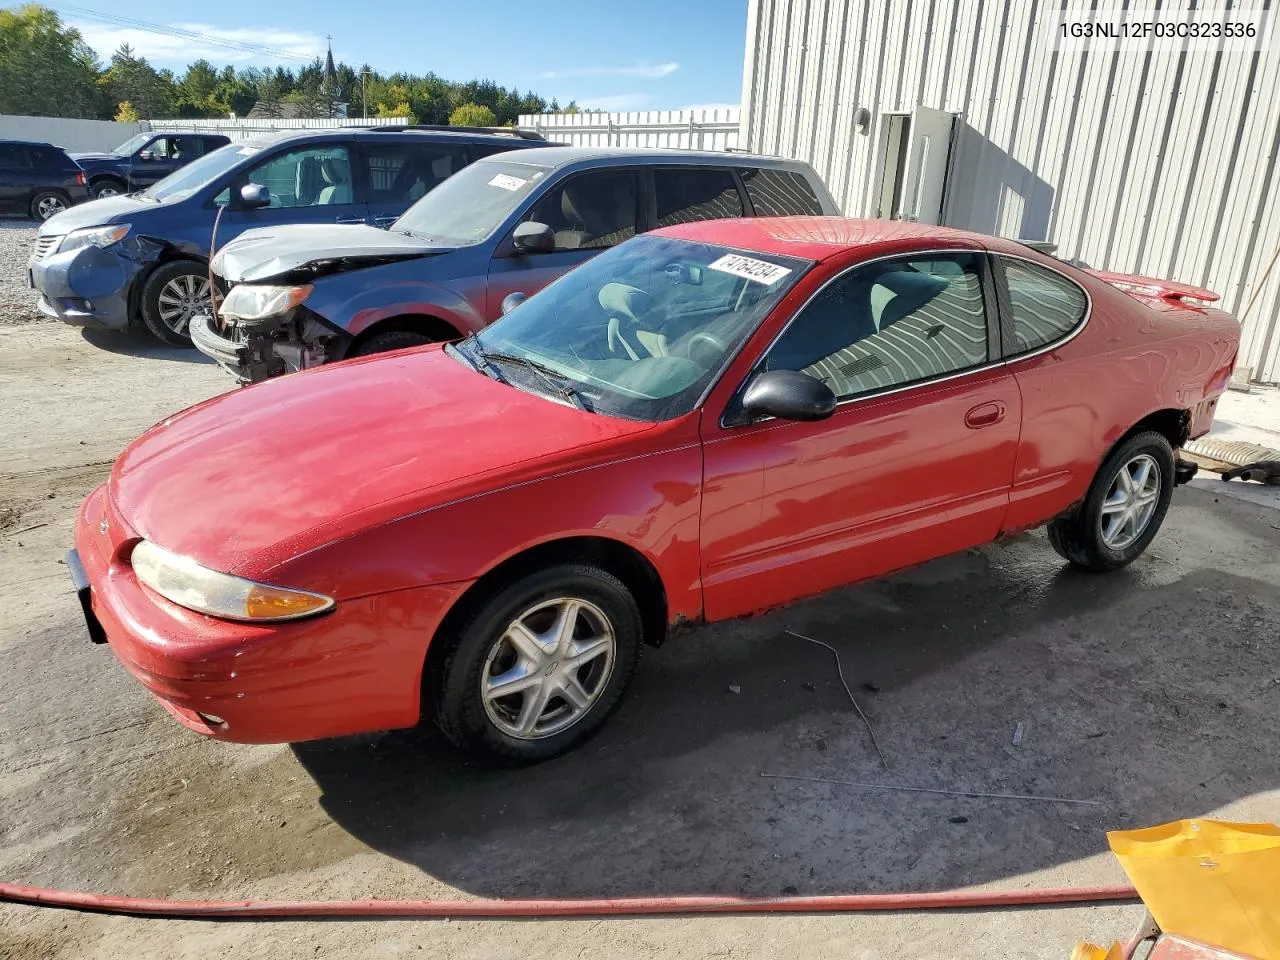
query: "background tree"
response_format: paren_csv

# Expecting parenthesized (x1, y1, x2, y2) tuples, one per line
(114, 100, 140, 122)
(449, 102, 497, 127)
(0, 4, 101, 117)
(102, 44, 176, 119)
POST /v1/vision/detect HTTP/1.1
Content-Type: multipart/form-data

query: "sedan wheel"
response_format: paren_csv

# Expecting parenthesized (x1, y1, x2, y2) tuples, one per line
(481, 597, 617, 740)
(1047, 430, 1174, 571)
(432, 562, 643, 763)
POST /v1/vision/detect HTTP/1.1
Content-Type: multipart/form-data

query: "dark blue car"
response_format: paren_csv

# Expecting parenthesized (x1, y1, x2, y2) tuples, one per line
(29, 127, 550, 345)
(73, 132, 232, 200)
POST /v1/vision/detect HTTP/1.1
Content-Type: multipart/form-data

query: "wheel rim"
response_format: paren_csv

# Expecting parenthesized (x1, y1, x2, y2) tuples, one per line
(96, 184, 121, 198)
(1099, 453, 1161, 550)
(37, 196, 65, 220)
(156, 273, 211, 334)
(481, 597, 616, 741)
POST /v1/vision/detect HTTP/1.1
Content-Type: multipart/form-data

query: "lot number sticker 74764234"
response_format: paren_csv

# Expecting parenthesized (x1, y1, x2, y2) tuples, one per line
(707, 254, 793, 286)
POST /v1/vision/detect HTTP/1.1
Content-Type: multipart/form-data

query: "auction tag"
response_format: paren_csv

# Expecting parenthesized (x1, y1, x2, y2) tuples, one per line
(488, 173, 527, 191)
(708, 253, 792, 285)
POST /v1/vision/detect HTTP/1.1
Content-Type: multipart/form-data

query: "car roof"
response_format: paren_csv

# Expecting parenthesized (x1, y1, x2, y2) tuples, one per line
(234, 128, 548, 149)
(471, 145, 815, 172)
(0, 139, 59, 149)
(650, 217, 1008, 261)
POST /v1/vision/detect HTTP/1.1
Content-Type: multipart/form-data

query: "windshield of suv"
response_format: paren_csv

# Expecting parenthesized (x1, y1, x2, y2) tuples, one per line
(391, 158, 551, 245)
(456, 235, 812, 421)
(111, 133, 151, 156)
(143, 143, 258, 202)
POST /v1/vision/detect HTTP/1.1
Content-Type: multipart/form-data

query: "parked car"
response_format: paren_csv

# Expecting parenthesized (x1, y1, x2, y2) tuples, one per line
(0, 140, 89, 221)
(28, 127, 551, 346)
(193, 147, 838, 382)
(73, 132, 232, 200)
(68, 217, 1239, 761)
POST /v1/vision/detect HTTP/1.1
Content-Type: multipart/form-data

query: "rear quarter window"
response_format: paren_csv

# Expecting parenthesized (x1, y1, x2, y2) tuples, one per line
(740, 167, 824, 216)
(1000, 257, 1088, 354)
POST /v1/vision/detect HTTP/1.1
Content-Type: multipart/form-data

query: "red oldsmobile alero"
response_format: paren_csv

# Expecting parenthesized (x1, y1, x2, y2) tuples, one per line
(68, 217, 1239, 762)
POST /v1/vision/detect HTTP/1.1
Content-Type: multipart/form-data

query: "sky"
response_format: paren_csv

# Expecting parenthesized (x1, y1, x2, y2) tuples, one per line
(42, 0, 748, 112)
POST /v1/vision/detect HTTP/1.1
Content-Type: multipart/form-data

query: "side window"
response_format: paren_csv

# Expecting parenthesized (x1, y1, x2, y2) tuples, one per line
(653, 167, 743, 227)
(470, 141, 522, 160)
(1001, 258, 1088, 354)
(244, 145, 354, 208)
(0, 145, 31, 167)
(765, 254, 989, 399)
(144, 138, 173, 159)
(739, 167, 824, 216)
(365, 142, 467, 203)
(524, 169, 637, 251)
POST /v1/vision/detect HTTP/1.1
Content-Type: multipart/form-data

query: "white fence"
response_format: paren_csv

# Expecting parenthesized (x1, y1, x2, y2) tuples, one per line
(148, 117, 407, 143)
(517, 109, 741, 151)
(0, 115, 147, 153)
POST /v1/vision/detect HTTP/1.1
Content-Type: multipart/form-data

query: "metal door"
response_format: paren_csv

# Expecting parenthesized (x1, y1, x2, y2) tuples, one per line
(897, 106, 954, 225)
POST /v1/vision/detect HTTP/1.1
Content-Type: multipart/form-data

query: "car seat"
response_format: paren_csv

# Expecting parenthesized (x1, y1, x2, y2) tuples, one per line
(555, 180, 633, 249)
(599, 283, 669, 359)
(317, 156, 352, 205)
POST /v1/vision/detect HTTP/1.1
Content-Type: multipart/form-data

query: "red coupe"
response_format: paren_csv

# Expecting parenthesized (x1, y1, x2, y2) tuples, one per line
(68, 218, 1239, 762)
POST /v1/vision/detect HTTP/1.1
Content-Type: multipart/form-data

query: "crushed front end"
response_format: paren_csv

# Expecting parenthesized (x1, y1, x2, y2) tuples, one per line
(191, 291, 349, 385)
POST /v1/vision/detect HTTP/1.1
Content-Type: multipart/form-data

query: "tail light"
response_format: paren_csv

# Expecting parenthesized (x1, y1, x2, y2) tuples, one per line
(75, 172, 86, 187)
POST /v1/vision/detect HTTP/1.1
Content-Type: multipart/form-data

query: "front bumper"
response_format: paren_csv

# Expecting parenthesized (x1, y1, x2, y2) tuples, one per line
(190, 313, 264, 383)
(29, 242, 140, 331)
(72, 484, 470, 744)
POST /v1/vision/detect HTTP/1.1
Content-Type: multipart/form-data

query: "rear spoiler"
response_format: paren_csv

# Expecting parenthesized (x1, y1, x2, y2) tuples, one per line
(1087, 270, 1221, 304)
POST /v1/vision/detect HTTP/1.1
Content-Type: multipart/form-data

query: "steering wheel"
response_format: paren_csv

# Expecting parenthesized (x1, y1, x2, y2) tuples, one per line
(684, 331, 727, 368)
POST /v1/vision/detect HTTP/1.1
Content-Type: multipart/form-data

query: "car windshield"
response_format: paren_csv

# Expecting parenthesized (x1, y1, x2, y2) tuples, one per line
(391, 158, 551, 245)
(111, 133, 151, 155)
(143, 143, 258, 202)
(457, 235, 812, 421)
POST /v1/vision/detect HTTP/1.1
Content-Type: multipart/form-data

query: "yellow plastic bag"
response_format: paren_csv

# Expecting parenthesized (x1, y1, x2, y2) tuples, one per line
(1108, 819, 1280, 959)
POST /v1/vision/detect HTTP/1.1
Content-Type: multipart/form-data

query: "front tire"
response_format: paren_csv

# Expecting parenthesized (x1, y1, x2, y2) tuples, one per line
(1047, 430, 1175, 572)
(431, 563, 643, 763)
(30, 190, 69, 221)
(349, 330, 434, 357)
(91, 178, 126, 200)
(140, 261, 210, 347)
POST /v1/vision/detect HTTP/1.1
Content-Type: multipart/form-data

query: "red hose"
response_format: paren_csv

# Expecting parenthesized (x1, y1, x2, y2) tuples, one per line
(0, 880, 1138, 919)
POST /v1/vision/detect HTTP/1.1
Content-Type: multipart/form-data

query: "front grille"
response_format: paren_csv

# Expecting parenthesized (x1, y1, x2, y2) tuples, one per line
(31, 235, 63, 261)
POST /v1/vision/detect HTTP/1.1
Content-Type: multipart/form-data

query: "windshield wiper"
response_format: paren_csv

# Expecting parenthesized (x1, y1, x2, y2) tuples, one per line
(466, 339, 593, 411)
(449, 341, 508, 385)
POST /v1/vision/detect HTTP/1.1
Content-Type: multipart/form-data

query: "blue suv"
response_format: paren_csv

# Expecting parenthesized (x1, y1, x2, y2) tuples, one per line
(194, 147, 837, 382)
(28, 127, 551, 345)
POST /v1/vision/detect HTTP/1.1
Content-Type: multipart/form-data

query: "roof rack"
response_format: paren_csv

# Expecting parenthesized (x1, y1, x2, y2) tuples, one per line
(358, 124, 546, 141)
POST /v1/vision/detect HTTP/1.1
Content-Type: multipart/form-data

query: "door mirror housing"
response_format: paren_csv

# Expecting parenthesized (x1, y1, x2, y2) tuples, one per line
(137, 150, 154, 162)
(512, 220, 554, 254)
(739, 370, 837, 423)
(500, 292, 528, 316)
(239, 183, 271, 210)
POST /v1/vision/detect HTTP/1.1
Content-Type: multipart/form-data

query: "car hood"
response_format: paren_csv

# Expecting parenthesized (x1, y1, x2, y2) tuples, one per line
(38, 194, 157, 236)
(214, 224, 452, 284)
(70, 152, 121, 162)
(109, 346, 655, 578)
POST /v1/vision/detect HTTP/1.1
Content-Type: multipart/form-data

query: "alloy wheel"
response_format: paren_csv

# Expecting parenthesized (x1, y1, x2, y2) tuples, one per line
(1098, 453, 1161, 550)
(481, 597, 616, 740)
(156, 274, 211, 335)
(36, 195, 66, 220)
(95, 184, 122, 199)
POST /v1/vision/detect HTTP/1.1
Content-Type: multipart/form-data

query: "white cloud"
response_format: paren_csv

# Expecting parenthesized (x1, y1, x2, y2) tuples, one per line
(575, 93, 652, 111)
(72, 21, 326, 65)
(538, 62, 679, 80)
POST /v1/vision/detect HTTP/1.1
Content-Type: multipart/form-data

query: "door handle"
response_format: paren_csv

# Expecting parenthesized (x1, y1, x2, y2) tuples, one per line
(964, 401, 1006, 429)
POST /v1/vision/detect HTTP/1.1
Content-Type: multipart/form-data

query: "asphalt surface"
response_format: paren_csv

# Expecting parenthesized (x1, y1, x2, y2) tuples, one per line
(2, 320, 1279, 960)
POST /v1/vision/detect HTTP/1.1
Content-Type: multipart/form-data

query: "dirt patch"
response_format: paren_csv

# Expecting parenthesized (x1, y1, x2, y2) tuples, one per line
(0, 501, 23, 535)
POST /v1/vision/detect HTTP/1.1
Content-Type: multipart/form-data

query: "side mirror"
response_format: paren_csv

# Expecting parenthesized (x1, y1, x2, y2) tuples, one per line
(740, 370, 836, 422)
(500, 292, 528, 315)
(137, 150, 154, 162)
(512, 220, 554, 254)
(239, 183, 271, 209)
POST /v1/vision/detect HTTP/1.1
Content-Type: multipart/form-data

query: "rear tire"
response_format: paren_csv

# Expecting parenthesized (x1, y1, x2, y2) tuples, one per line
(30, 190, 69, 221)
(1047, 430, 1175, 572)
(349, 330, 434, 357)
(430, 563, 643, 764)
(140, 261, 209, 347)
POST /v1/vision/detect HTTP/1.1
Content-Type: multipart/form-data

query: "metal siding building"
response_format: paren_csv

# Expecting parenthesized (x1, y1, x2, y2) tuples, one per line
(739, 0, 1280, 382)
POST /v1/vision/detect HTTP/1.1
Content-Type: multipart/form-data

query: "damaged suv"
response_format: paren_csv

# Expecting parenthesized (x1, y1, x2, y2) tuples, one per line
(193, 148, 837, 381)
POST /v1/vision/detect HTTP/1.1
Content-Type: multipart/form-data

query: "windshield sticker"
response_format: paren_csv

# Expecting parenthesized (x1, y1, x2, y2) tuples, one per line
(488, 173, 527, 191)
(708, 254, 792, 286)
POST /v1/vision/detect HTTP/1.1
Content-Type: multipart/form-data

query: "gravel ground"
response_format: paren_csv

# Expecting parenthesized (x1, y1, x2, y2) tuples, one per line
(0, 220, 41, 325)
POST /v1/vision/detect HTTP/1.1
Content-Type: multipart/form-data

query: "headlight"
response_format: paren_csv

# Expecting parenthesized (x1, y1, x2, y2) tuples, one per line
(219, 284, 313, 321)
(130, 540, 334, 622)
(60, 224, 130, 253)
